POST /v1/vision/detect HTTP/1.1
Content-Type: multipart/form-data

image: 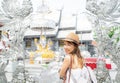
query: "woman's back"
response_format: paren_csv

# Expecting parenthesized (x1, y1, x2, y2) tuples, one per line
(71, 55, 83, 69)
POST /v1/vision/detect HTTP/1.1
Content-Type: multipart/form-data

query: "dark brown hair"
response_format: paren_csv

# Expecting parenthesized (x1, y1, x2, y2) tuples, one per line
(67, 41, 84, 67)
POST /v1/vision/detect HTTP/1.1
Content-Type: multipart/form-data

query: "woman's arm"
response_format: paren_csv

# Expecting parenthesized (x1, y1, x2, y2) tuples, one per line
(59, 56, 70, 79)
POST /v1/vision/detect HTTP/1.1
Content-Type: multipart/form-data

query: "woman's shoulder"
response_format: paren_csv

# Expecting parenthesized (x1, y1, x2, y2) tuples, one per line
(63, 55, 71, 63)
(65, 54, 71, 59)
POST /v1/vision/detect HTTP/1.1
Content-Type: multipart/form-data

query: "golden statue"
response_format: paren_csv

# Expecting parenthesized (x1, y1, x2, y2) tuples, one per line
(34, 36, 55, 59)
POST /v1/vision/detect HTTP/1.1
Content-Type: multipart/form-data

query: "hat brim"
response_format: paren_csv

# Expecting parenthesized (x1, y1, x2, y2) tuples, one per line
(61, 38, 79, 45)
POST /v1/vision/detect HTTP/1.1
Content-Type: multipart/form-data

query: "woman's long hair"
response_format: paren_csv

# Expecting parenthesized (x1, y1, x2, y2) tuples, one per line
(69, 41, 84, 67)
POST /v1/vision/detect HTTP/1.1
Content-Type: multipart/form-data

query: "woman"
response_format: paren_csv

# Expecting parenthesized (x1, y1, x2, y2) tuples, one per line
(59, 32, 97, 83)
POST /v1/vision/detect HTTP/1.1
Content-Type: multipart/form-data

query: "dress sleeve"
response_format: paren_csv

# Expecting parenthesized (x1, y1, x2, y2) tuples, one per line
(59, 55, 70, 78)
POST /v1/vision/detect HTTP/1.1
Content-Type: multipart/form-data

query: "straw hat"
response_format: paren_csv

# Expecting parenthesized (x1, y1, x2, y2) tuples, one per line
(62, 32, 80, 45)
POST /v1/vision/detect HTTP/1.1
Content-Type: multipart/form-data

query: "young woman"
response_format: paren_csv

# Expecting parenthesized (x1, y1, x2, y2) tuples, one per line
(59, 32, 97, 83)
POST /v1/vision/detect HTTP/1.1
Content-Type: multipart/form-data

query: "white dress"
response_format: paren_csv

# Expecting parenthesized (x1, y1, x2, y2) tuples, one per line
(65, 66, 97, 83)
